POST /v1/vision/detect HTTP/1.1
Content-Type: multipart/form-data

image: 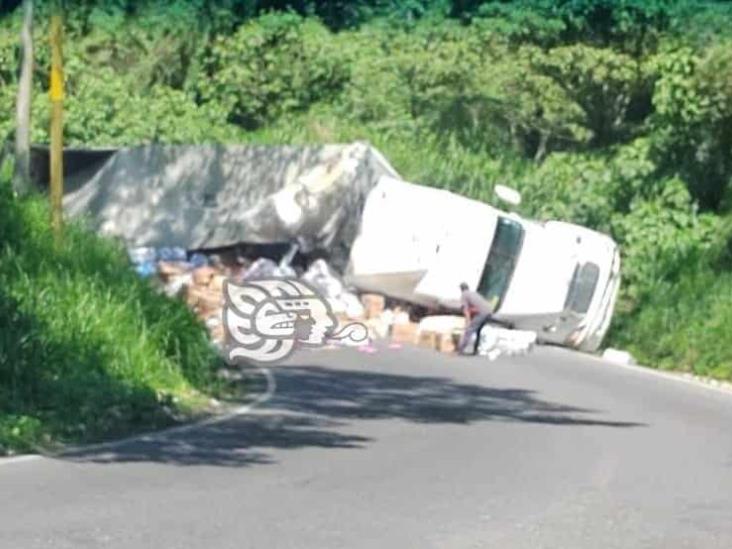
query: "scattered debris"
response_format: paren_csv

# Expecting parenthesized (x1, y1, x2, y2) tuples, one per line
(475, 326, 537, 359)
(602, 348, 636, 366)
(157, 246, 187, 262)
(390, 320, 419, 345)
(242, 258, 295, 280)
(128, 246, 156, 264)
(127, 246, 158, 278)
(302, 259, 364, 319)
(418, 330, 457, 354)
(361, 294, 385, 319)
(128, 245, 540, 361)
(418, 315, 465, 334)
(415, 315, 464, 354)
(192, 265, 217, 286)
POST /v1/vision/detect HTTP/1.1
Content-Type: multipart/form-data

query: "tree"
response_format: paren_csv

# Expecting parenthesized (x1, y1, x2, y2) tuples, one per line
(13, 0, 33, 196)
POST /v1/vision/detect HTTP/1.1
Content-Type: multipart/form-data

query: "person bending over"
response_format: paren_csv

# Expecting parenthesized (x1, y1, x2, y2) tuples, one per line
(458, 282, 495, 355)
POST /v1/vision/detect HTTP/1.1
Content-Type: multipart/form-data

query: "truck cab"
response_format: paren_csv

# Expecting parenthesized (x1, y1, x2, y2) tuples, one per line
(346, 176, 621, 352)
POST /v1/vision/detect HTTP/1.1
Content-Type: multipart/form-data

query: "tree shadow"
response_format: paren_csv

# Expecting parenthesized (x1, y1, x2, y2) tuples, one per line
(62, 413, 369, 468)
(65, 363, 645, 468)
(270, 366, 645, 427)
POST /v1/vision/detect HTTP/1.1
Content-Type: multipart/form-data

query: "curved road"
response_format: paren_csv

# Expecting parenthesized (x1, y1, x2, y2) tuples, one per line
(2, 345, 732, 548)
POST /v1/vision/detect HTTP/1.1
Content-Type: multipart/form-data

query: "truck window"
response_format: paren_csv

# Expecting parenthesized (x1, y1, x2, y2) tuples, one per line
(564, 262, 600, 314)
(477, 216, 524, 310)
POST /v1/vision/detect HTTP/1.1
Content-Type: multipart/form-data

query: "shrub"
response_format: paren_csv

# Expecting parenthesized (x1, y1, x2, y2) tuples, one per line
(0, 175, 224, 453)
(611, 266, 732, 380)
(651, 44, 732, 210)
(611, 178, 722, 301)
(198, 13, 349, 129)
(26, 67, 240, 146)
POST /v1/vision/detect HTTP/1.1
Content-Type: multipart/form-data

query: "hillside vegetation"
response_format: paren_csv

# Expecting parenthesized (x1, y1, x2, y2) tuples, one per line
(0, 162, 231, 453)
(1, 0, 731, 383)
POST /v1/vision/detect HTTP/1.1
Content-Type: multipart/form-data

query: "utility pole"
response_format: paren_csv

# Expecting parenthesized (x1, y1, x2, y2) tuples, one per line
(13, 0, 33, 196)
(49, 12, 64, 240)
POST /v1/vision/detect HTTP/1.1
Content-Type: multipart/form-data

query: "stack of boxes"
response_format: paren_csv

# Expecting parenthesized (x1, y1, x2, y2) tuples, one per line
(417, 330, 458, 354)
(357, 294, 464, 353)
(156, 263, 229, 343)
(155, 259, 466, 354)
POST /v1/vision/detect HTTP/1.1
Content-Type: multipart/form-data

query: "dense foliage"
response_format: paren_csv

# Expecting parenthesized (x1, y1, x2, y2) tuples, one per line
(0, 161, 234, 455)
(1, 0, 731, 382)
(0, 165, 228, 453)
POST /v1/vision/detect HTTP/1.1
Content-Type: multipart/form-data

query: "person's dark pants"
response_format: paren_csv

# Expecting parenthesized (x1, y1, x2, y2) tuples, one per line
(459, 313, 493, 355)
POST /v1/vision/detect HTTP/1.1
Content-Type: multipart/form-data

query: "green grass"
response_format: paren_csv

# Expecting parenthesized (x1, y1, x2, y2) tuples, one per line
(0, 173, 227, 455)
(611, 267, 732, 380)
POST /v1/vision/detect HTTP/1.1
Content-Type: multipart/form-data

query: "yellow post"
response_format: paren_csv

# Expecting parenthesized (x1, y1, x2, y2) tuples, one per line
(49, 14, 64, 240)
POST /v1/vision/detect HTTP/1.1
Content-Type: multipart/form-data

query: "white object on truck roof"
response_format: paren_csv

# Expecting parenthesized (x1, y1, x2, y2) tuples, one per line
(494, 184, 522, 206)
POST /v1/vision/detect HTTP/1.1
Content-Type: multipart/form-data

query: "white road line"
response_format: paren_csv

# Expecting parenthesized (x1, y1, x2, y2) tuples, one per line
(0, 366, 276, 467)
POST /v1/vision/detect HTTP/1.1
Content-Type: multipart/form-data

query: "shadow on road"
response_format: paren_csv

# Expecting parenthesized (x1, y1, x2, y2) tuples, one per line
(64, 363, 644, 467)
(272, 366, 643, 427)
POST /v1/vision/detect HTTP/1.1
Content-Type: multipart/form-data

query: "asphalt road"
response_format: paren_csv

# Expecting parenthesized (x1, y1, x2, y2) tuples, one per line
(2, 345, 732, 549)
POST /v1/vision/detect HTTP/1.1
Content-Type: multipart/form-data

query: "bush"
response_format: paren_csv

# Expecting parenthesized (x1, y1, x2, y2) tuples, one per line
(198, 13, 349, 129)
(531, 44, 652, 147)
(611, 178, 722, 301)
(0, 174, 224, 454)
(651, 44, 732, 210)
(26, 68, 241, 146)
(611, 266, 732, 380)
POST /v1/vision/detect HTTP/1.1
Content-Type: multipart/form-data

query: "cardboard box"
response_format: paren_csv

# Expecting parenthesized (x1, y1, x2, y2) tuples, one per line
(418, 315, 465, 333)
(334, 313, 350, 324)
(188, 286, 222, 317)
(435, 332, 456, 354)
(192, 266, 217, 286)
(361, 293, 385, 319)
(184, 284, 205, 307)
(365, 317, 390, 340)
(417, 330, 437, 350)
(411, 329, 458, 353)
(209, 274, 227, 292)
(391, 321, 418, 345)
(158, 261, 190, 279)
(208, 322, 226, 343)
(162, 273, 192, 298)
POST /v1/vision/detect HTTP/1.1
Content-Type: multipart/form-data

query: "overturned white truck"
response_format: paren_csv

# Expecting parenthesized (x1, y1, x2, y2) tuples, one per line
(346, 176, 621, 352)
(58, 142, 620, 351)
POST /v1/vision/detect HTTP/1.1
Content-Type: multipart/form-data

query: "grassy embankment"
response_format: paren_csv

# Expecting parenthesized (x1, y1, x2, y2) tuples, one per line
(0, 170, 230, 455)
